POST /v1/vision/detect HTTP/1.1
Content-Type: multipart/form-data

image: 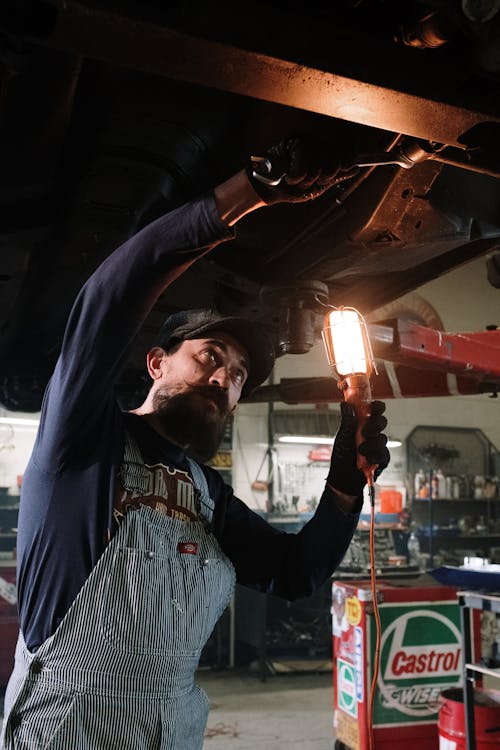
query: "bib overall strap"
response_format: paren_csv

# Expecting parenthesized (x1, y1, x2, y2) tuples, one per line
(186, 457, 215, 527)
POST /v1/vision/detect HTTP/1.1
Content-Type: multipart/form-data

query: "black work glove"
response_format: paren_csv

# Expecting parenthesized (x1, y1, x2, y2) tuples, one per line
(328, 401, 390, 497)
(247, 135, 356, 205)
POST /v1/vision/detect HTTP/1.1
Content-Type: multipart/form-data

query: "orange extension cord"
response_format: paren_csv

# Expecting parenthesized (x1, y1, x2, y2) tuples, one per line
(368, 485, 382, 750)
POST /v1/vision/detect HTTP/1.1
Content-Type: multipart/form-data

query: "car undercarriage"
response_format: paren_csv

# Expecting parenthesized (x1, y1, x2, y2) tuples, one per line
(1, 0, 500, 409)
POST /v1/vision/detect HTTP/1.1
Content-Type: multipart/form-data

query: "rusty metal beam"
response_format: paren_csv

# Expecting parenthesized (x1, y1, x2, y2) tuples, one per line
(42, 0, 500, 148)
(374, 321, 500, 379)
(246, 321, 500, 403)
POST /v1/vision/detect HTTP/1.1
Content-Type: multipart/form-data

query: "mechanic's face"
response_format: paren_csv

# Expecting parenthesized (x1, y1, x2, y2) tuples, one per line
(149, 332, 249, 461)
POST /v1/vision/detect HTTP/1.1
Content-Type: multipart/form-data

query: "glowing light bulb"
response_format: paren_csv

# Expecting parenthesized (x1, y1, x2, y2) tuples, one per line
(321, 307, 374, 378)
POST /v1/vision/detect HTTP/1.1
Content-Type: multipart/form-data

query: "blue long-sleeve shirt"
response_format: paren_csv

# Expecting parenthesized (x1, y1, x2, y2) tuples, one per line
(16, 192, 360, 651)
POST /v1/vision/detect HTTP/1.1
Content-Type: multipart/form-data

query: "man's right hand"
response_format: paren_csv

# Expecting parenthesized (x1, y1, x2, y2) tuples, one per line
(246, 135, 358, 205)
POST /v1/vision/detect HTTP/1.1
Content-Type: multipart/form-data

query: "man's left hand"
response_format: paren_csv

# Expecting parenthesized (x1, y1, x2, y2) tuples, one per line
(328, 401, 390, 499)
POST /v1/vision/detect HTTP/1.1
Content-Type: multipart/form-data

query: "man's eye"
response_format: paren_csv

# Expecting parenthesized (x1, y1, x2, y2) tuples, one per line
(233, 369, 246, 385)
(201, 349, 217, 364)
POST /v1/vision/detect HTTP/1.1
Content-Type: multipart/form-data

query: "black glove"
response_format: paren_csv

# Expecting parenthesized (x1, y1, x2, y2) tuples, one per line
(328, 401, 390, 497)
(247, 135, 355, 205)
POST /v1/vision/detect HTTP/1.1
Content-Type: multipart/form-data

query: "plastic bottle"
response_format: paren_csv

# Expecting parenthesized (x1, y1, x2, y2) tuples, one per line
(414, 469, 425, 497)
(431, 472, 439, 498)
(407, 532, 421, 566)
(474, 475, 485, 499)
(436, 468, 447, 498)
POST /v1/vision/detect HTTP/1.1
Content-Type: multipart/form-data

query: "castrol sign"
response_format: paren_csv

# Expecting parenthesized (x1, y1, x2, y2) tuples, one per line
(375, 605, 462, 723)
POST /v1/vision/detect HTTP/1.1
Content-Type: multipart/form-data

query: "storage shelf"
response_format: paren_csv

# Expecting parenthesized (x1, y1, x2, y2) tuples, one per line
(413, 497, 500, 502)
(460, 590, 500, 613)
(465, 662, 500, 680)
(419, 531, 500, 536)
(409, 424, 500, 574)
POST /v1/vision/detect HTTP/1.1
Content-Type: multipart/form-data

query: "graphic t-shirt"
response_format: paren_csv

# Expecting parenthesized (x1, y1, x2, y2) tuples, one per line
(115, 459, 200, 524)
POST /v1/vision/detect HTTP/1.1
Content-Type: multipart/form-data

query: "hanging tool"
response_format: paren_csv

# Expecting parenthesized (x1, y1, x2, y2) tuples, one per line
(321, 307, 378, 487)
(321, 306, 382, 750)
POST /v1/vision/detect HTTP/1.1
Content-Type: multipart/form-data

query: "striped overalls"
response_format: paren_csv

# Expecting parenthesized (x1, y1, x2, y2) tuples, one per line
(1, 434, 236, 749)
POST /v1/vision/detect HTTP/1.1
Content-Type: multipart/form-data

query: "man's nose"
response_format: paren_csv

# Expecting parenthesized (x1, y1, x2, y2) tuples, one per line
(209, 366, 229, 389)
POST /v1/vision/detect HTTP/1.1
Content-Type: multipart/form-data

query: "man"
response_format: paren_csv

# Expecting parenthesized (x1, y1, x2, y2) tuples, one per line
(1, 137, 389, 749)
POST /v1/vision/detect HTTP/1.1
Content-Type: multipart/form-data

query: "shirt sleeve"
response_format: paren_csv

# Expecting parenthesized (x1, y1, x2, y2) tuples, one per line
(209, 470, 359, 601)
(32, 194, 235, 471)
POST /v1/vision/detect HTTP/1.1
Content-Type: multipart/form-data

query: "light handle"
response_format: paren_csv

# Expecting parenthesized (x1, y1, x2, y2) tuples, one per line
(339, 373, 378, 486)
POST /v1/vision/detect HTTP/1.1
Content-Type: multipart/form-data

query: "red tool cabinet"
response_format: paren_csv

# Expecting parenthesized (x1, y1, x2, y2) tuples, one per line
(332, 579, 479, 750)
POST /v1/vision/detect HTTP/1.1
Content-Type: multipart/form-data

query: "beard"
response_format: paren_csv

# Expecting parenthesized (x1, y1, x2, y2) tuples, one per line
(152, 383, 230, 462)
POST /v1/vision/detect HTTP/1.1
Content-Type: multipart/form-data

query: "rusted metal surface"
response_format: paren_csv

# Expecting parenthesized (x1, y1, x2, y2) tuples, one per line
(377, 320, 500, 378)
(43, 0, 500, 148)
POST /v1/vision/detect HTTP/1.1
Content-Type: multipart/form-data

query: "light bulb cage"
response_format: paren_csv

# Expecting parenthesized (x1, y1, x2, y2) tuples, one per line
(321, 305, 377, 379)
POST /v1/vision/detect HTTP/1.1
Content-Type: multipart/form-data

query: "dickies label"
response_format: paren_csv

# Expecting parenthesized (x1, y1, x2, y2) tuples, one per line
(178, 542, 198, 555)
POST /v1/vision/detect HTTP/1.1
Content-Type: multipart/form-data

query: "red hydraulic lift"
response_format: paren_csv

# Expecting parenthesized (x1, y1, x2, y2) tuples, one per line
(247, 319, 500, 404)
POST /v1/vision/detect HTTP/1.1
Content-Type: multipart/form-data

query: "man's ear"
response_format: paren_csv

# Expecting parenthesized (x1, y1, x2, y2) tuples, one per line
(146, 347, 167, 380)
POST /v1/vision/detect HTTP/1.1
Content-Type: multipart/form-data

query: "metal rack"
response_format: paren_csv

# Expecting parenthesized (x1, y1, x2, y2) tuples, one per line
(407, 426, 500, 568)
(458, 590, 500, 750)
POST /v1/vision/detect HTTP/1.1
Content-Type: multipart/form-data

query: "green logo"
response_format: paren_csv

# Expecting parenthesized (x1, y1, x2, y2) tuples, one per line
(373, 603, 462, 724)
(338, 658, 357, 717)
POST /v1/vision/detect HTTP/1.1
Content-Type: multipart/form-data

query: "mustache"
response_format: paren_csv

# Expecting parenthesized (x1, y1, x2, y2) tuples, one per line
(184, 385, 229, 414)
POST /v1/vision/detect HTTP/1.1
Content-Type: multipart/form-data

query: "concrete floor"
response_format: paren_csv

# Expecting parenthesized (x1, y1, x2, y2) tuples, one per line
(197, 667, 335, 750)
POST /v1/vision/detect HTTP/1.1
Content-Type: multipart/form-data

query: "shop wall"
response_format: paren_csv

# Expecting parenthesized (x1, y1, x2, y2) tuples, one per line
(231, 404, 271, 513)
(385, 255, 500, 453)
